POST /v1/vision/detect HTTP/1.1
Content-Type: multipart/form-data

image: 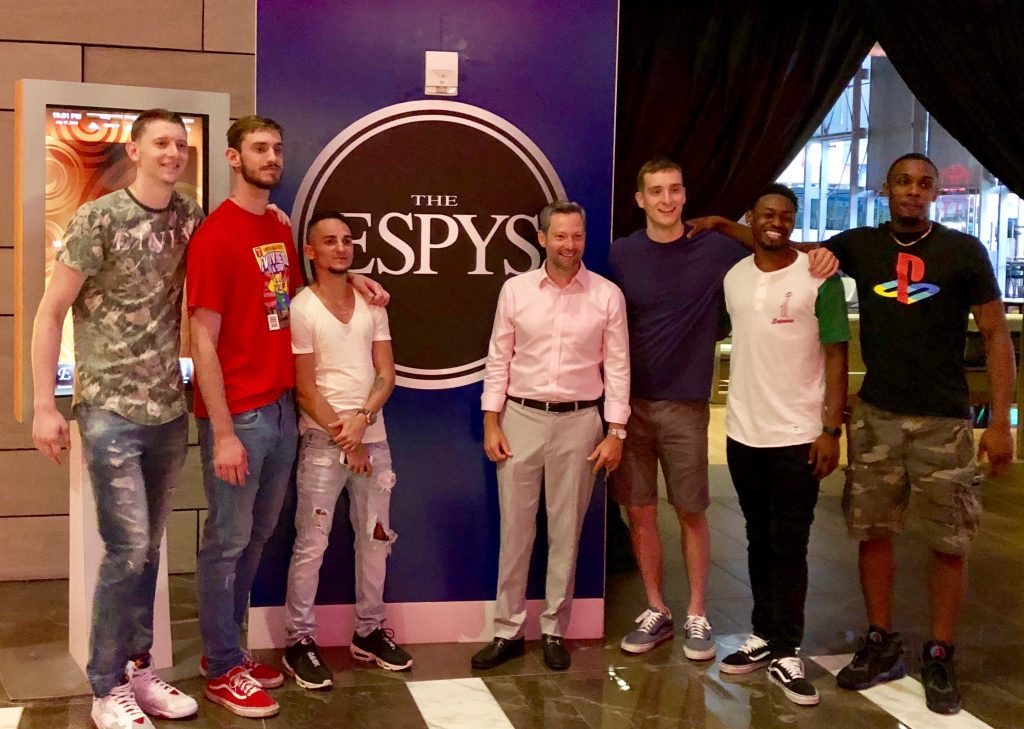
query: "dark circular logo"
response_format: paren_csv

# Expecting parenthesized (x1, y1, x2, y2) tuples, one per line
(293, 102, 565, 389)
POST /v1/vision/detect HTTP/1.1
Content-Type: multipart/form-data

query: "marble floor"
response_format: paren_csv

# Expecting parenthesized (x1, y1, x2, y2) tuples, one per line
(1, 409, 1022, 729)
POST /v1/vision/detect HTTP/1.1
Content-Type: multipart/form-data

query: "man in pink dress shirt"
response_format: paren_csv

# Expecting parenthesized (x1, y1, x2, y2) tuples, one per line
(471, 200, 631, 672)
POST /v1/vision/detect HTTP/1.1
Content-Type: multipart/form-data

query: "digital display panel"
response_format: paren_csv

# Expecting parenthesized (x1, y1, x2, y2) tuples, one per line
(44, 106, 207, 396)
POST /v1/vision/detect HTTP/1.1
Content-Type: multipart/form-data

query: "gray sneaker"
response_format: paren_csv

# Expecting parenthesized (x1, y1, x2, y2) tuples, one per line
(682, 614, 715, 660)
(620, 608, 674, 653)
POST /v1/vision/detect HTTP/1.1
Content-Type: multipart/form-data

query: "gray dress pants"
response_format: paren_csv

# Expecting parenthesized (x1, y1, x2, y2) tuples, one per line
(493, 400, 603, 638)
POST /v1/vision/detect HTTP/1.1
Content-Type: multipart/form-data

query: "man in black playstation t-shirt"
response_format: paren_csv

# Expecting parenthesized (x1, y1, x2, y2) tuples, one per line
(690, 153, 1016, 716)
(825, 155, 1014, 715)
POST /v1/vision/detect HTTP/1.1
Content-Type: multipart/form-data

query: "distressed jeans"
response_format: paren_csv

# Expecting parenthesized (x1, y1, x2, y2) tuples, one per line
(285, 430, 397, 643)
(76, 405, 188, 697)
(195, 391, 298, 678)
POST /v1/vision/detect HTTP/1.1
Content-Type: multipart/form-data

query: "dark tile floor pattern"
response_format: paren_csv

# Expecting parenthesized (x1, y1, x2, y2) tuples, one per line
(1, 458, 1022, 728)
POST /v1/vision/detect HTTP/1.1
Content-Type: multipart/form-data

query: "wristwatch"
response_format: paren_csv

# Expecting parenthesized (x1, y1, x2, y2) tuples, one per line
(608, 427, 627, 440)
(822, 425, 842, 438)
(357, 408, 377, 425)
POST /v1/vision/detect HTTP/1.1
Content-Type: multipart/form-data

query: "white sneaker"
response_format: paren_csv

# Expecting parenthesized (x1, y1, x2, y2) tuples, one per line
(92, 680, 155, 729)
(131, 664, 199, 719)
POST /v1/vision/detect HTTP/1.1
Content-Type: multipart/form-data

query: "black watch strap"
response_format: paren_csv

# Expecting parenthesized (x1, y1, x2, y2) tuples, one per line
(822, 425, 842, 438)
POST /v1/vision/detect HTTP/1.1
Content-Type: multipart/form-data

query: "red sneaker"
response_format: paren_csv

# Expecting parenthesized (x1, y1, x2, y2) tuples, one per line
(204, 666, 279, 718)
(200, 653, 284, 689)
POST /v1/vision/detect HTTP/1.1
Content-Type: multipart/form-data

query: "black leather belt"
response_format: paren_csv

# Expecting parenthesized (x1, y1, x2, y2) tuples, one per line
(508, 396, 600, 413)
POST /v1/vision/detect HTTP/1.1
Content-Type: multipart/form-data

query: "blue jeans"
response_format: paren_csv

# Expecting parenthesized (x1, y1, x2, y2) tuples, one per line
(76, 405, 188, 697)
(195, 391, 298, 678)
(284, 431, 398, 643)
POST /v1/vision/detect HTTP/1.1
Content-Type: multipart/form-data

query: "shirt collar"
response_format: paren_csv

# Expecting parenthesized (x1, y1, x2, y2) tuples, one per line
(539, 261, 589, 291)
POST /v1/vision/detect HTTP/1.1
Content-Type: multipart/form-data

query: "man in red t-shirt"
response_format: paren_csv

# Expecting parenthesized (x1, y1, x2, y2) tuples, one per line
(187, 115, 298, 718)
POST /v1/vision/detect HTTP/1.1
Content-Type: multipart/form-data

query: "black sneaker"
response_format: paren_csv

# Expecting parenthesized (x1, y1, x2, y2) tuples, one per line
(283, 637, 333, 690)
(836, 627, 906, 690)
(720, 634, 770, 675)
(350, 626, 413, 671)
(541, 634, 571, 670)
(768, 656, 820, 706)
(921, 641, 961, 715)
(471, 637, 525, 670)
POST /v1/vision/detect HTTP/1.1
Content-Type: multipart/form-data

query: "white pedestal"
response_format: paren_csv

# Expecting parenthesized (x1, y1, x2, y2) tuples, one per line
(68, 421, 173, 672)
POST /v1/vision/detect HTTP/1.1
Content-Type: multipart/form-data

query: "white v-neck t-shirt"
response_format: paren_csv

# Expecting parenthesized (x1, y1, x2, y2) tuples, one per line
(290, 287, 391, 442)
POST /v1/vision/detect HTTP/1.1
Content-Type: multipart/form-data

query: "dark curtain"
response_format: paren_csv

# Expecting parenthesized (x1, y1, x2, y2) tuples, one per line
(861, 0, 1024, 198)
(613, 1, 873, 237)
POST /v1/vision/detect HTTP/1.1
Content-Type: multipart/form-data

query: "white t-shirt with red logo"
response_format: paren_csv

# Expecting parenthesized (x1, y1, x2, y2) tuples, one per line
(723, 251, 849, 447)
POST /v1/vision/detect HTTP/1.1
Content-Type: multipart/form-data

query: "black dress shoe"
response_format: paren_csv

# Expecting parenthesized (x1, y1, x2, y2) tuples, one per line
(471, 638, 525, 669)
(542, 634, 571, 670)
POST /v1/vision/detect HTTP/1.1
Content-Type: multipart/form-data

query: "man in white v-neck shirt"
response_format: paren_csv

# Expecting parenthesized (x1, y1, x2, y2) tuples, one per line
(282, 212, 412, 688)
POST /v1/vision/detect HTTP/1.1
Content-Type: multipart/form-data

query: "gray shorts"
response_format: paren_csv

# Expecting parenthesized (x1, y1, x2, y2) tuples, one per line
(610, 398, 710, 512)
(843, 401, 980, 555)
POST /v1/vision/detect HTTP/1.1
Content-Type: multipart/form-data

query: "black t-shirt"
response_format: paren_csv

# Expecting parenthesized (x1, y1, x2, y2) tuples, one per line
(825, 222, 1001, 419)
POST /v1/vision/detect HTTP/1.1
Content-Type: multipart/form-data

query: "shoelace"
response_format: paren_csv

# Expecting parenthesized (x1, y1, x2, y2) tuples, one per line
(774, 656, 805, 679)
(544, 635, 563, 646)
(107, 681, 146, 720)
(227, 668, 262, 697)
(636, 609, 666, 633)
(736, 635, 768, 655)
(240, 652, 273, 675)
(134, 666, 178, 694)
(377, 626, 398, 649)
(683, 615, 711, 640)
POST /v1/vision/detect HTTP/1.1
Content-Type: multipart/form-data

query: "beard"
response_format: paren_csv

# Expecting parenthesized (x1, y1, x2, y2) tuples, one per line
(240, 160, 281, 190)
(325, 263, 350, 276)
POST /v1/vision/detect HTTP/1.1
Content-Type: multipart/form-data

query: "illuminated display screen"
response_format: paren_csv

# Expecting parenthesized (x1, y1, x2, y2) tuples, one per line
(45, 106, 207, 396)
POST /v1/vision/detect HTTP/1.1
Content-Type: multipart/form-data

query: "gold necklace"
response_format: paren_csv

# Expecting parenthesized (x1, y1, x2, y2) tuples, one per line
(889, 224, 932, 247)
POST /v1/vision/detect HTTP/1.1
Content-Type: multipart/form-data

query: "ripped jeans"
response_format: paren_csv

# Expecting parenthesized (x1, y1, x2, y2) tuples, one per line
(75, 405, 188, 697)
(285, 430, 397, 643)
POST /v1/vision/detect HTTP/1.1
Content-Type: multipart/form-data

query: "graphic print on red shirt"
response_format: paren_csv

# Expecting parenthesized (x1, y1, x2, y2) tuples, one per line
(252, 242, 293, 330)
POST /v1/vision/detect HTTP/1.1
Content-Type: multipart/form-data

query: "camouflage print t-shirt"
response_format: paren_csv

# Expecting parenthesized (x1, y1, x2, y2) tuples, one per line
(58, 188, 204, 425)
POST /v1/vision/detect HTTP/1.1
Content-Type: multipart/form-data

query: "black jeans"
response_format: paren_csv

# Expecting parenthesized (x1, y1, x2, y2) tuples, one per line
(726, 438, 820, 656)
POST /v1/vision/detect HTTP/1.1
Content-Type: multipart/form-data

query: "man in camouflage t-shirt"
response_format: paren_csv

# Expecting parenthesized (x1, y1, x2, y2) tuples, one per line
(31, 110, 203, 729)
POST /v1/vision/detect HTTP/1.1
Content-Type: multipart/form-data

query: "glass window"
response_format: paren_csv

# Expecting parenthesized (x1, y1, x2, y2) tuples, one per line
(776, 46, 1022, 298)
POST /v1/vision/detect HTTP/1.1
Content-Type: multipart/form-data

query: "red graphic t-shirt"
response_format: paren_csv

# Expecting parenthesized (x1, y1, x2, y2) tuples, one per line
(186, 199, 304, 417)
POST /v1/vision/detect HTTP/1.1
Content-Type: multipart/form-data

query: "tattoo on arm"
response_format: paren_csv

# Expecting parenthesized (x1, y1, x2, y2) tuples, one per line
(370, 376, 386, 394)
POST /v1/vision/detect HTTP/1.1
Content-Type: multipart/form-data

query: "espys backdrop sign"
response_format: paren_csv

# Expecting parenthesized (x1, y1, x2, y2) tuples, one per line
(292, 102, 566, 389)
(251, 0, 618, 642)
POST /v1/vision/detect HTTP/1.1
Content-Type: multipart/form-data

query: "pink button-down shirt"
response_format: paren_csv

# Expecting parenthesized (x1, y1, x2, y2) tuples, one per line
(481, 264, 631, 424)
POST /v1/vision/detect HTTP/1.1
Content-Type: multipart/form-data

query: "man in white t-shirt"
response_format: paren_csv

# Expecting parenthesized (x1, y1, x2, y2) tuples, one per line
(282, 212, 412, 689)
(718, 185, 849, 707)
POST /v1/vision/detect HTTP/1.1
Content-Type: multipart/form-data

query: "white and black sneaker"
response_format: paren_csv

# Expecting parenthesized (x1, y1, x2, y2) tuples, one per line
(720, 634, 770, 675)
(351, 626, 413, 671)
(283, 637, 334, 690)
(768, 656, 819, 706)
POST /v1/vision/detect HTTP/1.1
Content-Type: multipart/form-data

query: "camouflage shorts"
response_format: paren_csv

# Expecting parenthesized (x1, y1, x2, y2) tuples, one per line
(843, 401, 980, 555)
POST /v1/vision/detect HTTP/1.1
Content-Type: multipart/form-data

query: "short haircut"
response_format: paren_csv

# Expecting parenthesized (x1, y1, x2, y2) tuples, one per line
(227, 114, 284, 151)
(886, 152, 939, 182)
(752, 183, 799, 213)
(306, 210, 352, 239)
(636, 157, 683, 192)
(130, 108, 186, 141)
(538, 200, 586, 233)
